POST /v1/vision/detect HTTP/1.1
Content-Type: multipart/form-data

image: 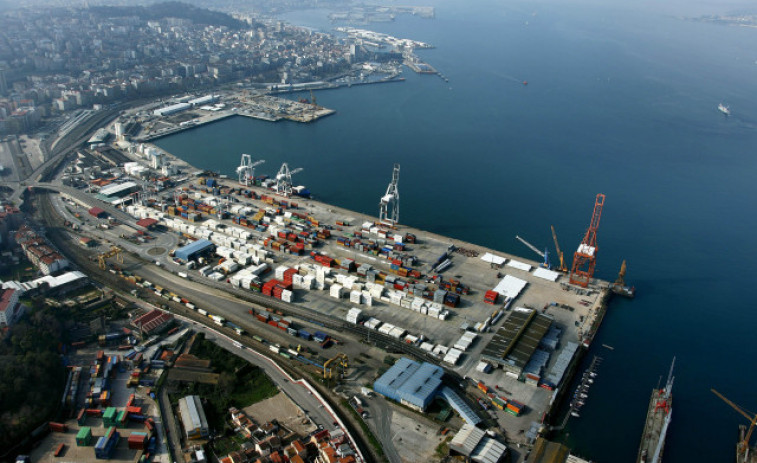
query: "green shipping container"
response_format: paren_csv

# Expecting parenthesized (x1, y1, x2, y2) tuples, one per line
(76, 426, 92, 446)
(505, 408, 521, 417)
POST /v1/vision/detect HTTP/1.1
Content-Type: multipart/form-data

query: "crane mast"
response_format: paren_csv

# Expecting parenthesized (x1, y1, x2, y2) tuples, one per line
(379, 164, 400, 225)
(515, 235, 550, 268)
(551, 225, 568, 272)
(236, 154, 264, 186)
(712, 388, 757, 458)
(570, 194, 605, 287)
(275, 162, 303, 197)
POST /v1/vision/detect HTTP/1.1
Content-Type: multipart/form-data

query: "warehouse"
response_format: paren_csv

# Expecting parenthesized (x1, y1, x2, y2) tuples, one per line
(175, 239, 215, 262)
(178, 395, 209, 440)
(132, 309, 174, 337)
(98, 181, 140, 199)
(481, 308, 554, 377)
(373, 357, 443, 411)
(154, 102, 191, 117)
(449, 423, 508, 463)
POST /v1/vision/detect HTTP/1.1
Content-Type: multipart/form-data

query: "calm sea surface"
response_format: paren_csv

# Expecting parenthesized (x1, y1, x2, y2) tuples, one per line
(156, 1, 757, 460)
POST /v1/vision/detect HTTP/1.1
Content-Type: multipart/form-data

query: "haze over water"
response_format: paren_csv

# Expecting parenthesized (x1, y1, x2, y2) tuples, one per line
(156, 1, 757, 461)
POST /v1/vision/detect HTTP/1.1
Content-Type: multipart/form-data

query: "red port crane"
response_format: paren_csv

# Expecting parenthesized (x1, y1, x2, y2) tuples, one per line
(569, 194, 605, 287)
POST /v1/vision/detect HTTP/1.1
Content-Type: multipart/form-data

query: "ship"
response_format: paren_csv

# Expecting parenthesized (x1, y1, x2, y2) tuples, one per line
(636, 358, 675, 463)
(719, 103, 731, 116)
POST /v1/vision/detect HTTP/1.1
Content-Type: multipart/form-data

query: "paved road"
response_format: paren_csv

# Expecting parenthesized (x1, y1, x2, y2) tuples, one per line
(366, 396, 401, 463)
(193, 324, 341, 434)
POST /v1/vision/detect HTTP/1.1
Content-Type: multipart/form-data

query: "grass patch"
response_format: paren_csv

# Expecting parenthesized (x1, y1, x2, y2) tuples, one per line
(435, 435, 452, 457)
(341, 399, 385, 461)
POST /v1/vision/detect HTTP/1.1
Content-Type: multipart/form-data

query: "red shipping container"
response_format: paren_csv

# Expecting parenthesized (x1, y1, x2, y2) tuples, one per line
(127, 406, 142, 414)
(49, 421, 67, 433)
(86, 408, 102, 416)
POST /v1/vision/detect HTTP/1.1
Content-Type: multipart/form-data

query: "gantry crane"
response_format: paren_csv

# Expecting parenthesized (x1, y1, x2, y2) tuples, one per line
(274, 162, 303, 197)
(711, 389, 757, 460)
(98, 246, 123, 270)
(551, 225, 568, 272)
(236, 154, 264, 186)
(515, 235, 550, 268)
(379, 164, 400, 225)
(570, 194, 605, 287)
(323, 353, 349, 380)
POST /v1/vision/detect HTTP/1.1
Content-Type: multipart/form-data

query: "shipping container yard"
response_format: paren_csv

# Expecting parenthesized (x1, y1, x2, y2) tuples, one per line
(26, 331, 184, 463)
(29, 120, 617, 453)
(103, 146, 612, 434)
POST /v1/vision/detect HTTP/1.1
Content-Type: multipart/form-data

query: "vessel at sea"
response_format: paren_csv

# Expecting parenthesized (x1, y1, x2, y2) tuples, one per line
(719, 103, 731, 115)
(637, 358, 675, 463)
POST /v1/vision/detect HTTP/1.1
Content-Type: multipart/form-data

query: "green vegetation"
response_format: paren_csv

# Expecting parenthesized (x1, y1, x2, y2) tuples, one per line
(0, 302, 68, 452)
(0, 256, 36, 282)
(341, 399, 385, 461)
(169, 333, 278, 431)
(88, 2, 248, 29)
(435, 435, 453, 457)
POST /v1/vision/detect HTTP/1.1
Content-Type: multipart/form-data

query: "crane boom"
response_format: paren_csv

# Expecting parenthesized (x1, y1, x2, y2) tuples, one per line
(551, 225, 567, 272)
(570, 194, 605, 287)
(516, 235, 544, 258)
(712, 388, 757, 454)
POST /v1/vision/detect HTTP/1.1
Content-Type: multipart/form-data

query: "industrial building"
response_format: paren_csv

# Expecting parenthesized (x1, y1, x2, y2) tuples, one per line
(481, 308, 554, 377)
(132, 309, 174, 337)
(188, 94, 217, 106)
(178, 395, 209, 440)
(449, 423, 508, 463)
(175, 239, 215, 262)
(97, 181, 140, 199)
(374, 357, 443, 411)
(154, 102, 191, 117)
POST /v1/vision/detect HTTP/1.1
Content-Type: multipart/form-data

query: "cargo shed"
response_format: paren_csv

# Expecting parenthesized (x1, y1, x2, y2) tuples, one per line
(175, 239, 215, 262)
(373, 357, 443, 411)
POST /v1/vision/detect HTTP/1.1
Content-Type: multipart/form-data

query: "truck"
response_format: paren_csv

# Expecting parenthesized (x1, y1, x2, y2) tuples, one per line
(178, 272, 188, 278)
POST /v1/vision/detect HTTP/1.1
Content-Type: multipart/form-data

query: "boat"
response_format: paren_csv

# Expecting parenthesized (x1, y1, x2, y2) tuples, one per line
(571, 411, 580, 418)
(636, 358, 675, 463)
(719, 103, 731, 116)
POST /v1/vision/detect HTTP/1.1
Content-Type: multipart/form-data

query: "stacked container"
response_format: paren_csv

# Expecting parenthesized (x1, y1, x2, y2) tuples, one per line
(76, 426, 92, 446)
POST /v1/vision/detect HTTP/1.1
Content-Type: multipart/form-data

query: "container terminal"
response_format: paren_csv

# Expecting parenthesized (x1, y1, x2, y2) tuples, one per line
(8, 108, 624, 461)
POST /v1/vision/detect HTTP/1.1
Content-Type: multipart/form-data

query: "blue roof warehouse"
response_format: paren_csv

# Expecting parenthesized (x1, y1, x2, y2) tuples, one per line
(373, 357, 443, 411)
(374, 357, 482, 425)
(174, 239, 215, 262)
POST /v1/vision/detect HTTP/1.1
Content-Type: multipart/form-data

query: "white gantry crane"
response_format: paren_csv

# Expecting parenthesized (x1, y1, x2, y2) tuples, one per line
(236, 154, 265, 186)
(275, 162, 303, 197)
(379, 163, 400, 225)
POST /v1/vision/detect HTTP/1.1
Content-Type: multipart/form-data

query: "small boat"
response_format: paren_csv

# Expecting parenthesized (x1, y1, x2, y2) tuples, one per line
(589, 372, 597, 378)
(571, 411, 580, 418)
(579, 393, 589, 399)
(718, 103, 730, 116)
(523, 81, 528, 86)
